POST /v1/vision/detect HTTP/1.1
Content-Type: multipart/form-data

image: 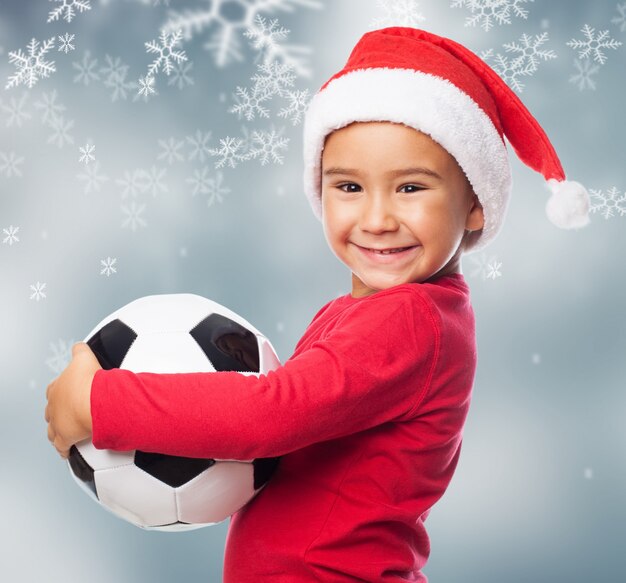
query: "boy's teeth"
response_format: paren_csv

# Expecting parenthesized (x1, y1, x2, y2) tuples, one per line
(373, 247, 408, 254)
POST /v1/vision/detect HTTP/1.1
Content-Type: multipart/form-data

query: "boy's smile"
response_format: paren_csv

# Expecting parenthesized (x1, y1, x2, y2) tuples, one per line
(320, 121, 485, 298)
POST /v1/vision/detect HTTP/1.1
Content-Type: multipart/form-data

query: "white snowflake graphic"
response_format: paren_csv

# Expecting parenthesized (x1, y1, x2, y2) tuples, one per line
(569, 58, 600, 91)
(57, 33, 76, 54)
(79, 143, 96, 164)
(0, 151, 25, 178)
(187, 166, 213, 196)
(589, 187, 626, 219)
(188, 168, 230, 207)
(1, 93, 32, 128)
(45, 339, 74, 374)
(121, 200, 148, 231)
(47, 116, 75, 148)
(135, 75, 157, 101)
(47, 0, 91, 23)
(567, 25, 622, 65)
(77, 161, 109, 193)
(248, 126, 289, 166)
(209, 136, 248, 169)
(230, 84, 272, 121)
(102, 64, 137, 102)
(72, 51, 100, 85)
(30, 281, 47, 302)
(186, 130, 213, 163)
(451, 0, 533, 31)
(277, 88, 310, 125)
(370, 0, 426, 28)
(157, 137, 185, 164)
(468, 252, 503, 280)
(100, 54, 129, 84)
(100, 257, 117, 276)
(6, 37, 56, 89)
(244, 15, 289, 54)
(163, 0, 321, 75)
(2, 225, 20, 246)
(481, 32, 556, 93)
(34, 90, 66, 125)
(612, 2, 626, 32)
(144, 29, 187, 78)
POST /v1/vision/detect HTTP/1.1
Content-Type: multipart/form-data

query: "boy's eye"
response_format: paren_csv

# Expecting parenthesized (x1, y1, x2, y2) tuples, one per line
(400, 184, 425, 193)
(337, 183, 361, 193)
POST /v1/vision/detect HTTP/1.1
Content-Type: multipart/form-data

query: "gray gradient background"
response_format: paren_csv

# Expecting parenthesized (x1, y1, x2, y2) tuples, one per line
(1, 0, 625, 581)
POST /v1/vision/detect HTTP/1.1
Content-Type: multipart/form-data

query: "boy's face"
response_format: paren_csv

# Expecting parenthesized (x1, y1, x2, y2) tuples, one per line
(321, 121, 484, 298)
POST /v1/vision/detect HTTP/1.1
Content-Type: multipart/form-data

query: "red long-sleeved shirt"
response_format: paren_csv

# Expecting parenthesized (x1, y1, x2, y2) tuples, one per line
(91, 273, 477, 582)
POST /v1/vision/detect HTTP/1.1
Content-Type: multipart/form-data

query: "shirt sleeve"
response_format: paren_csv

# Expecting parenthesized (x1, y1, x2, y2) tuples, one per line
(90, 288, 440, 460)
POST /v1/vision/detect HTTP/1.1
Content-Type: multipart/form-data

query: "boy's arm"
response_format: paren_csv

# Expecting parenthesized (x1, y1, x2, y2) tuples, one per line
(91, 290, 440, 460)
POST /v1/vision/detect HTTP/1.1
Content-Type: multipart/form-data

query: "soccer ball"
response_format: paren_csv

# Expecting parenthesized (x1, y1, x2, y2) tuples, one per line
(67, 293, 281, 532)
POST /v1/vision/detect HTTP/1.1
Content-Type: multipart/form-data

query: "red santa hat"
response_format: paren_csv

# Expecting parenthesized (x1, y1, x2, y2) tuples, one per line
(302, 27, 591, 252)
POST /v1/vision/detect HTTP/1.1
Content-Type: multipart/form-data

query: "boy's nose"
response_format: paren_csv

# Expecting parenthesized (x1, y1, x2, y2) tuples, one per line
(358, 195, 400, 233)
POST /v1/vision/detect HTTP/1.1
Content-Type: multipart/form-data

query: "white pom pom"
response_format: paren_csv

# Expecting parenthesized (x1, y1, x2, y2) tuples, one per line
(545, 178, 591, 229)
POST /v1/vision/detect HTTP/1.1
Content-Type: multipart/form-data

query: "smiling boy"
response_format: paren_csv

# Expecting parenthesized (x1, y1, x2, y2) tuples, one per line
(46, 27, 590, 582)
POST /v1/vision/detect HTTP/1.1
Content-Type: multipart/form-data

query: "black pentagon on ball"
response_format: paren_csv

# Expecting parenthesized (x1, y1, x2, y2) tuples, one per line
(68, 445, 98, 498)
(86, 319, 138, 370)
(134, 451, 216, 488)
(190, 313, 260, 373)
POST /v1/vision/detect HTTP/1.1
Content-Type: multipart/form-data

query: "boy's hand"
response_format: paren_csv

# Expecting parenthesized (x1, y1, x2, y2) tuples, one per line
(45, 342, 102, 459)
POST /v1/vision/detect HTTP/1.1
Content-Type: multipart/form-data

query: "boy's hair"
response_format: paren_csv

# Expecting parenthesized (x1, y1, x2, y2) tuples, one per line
(302, 27, 590, 252)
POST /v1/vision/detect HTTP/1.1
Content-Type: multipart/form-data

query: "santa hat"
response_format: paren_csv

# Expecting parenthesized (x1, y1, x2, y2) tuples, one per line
(302, 27, 591, 252)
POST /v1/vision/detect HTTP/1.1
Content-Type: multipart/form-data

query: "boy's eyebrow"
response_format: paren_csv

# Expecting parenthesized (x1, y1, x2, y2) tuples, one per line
(322, 166, 442, 180)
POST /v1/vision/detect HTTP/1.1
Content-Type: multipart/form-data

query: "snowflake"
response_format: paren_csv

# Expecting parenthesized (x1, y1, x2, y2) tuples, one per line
(0, 151, 25, 178)
(251, 60, 296, 98)
(135, 75, 158, 101)
(277, 88, 310, 125)
(370, 0, 426, 28)
(209, 136, 248, 169)
(145, 29, 187, 77)
(100, 54, 129, 84)
(2, 225, 20, 246)
(121, 200, 148, 231)
(100, 256, 117, 276)
(244, 15, 289, 54)
(611, 2, 626, 33)
(103, 66, 137, 102)
(57, 33, 76, 54)
(187, 166, 213, 196)
(248, 127, 289, 165)
(116, 169, 148, 198)
(72, 51, 100, 85)
(468, 252, 502, 280)
(205, 171, 230, 207)
(1, 93, 32, 128)
(141, 165, 168, 196)
(163, 0, 321, 75)
(47, 0, 91, 23)
(30, 281, 47, 302)
(45, 339, 74, 374)
(569, 58, 600, 91)
(567, 25, 622, 65)
(79, 143, 96, 164)
(481, 32, 556, 93)
(157, 137, 185, 164)
(229, 85, 272, 121)
(451, 0, 533, 31)
(167, 60, 194, 90)
(186, 130, 213, 163)
(6, 37, 56, 89)
(34, 90, 66, 125)
(47, 116, 75, 148)
(77, 161, 109, 193)
(589, 187, 626, 219)
(486, 260, 503, 280)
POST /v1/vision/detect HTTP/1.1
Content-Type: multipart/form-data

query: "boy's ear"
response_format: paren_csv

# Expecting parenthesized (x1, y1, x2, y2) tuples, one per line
(465, 192, 485, 232)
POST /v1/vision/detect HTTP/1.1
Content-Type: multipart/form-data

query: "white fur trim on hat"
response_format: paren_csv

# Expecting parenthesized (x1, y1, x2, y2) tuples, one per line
(303, 67, 513, 252)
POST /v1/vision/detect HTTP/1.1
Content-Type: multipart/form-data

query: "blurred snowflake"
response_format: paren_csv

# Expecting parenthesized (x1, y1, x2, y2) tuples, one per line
(569, 58, 599, 91)
(100, 256, 118, 276)
(47, 116, 75, 148)
(186, 130, 213, 163)
(451, 0, 533, 31)
(370, 0, 426, 28)
(30, 282, 47, 302)
(567, 25, 622, 65)
(77, 161, 109, 193)
(2, 225, 20, 246)
(121, 200, 148, 231)
(72, 50, 100, 85)
(45, 339, 74, 374)
(1, 93, 32, 128)
(168, 60, 195, 90)
(0, 151, 25, 177)
(468, 252, 503, 280)
(34, 90, 66, 125)
(157, 137, 186, 164)
(612, 2, 626, 32)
